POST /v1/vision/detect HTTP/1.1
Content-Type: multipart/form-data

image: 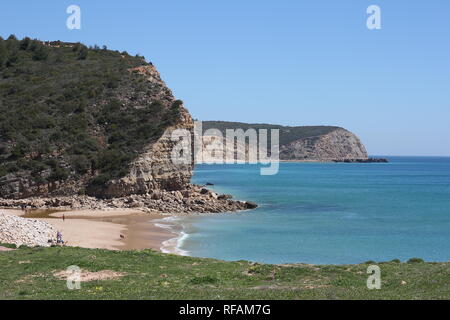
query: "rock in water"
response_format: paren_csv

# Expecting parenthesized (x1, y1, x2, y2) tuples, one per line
(245, 201, 258, 209)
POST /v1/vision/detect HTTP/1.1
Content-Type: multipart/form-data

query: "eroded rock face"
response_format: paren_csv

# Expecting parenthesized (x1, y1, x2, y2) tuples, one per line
(88, 108, 194, 198)
(279, 128, 368, 161)
(197, 127, 368, 163)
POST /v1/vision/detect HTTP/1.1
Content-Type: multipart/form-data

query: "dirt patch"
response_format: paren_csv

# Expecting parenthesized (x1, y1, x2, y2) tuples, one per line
(53, 269, 126, 282)
(15, 273, 45, 284)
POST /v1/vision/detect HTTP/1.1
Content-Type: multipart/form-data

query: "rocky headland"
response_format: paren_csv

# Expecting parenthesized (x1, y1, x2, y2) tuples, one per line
(0, 38, 254, 215)
(200, 121, 383, 162)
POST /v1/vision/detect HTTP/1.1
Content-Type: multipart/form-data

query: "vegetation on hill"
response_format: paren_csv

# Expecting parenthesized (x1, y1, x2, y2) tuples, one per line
(0, 245, 448, 300)
(201, 121, 341, 146)
(0, 36, 182, 194)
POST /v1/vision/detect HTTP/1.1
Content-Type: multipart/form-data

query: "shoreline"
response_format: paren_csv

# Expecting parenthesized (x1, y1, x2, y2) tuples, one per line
(154, 216, 190, 256)
(0, 208, 179, 253)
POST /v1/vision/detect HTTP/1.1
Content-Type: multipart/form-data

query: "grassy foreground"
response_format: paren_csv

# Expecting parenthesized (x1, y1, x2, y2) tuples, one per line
(0, 246, 448, 300)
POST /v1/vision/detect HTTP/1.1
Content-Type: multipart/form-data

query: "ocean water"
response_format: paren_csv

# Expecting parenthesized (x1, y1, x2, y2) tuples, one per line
(173, 157, 450, 264)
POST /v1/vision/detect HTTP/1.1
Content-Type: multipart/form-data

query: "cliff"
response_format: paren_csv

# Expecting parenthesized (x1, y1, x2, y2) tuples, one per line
(0, 37, 193, 199)
(200, 121, 368, 162)
(279, 127, 368, 161)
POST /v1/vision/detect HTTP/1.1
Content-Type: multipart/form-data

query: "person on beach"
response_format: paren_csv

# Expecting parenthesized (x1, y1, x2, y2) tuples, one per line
(62, 214, 65, 222)
(56, 231, 64, 244)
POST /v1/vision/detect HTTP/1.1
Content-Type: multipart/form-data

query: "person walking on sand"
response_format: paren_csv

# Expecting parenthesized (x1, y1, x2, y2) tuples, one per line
(62, 213, 65, 222)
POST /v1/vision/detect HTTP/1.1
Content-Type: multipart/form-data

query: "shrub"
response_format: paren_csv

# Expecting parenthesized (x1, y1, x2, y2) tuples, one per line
(32, 45, 49, 61)
(48, 166, 69, 182)
(71, 155, 90, 174)
(189, 276, 218, 285)
(407, 258, 424, 263)
(77, 45, 88, 60)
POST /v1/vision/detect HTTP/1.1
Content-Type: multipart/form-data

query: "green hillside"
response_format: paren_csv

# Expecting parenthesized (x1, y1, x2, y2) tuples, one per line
(0, 36, 182, 196)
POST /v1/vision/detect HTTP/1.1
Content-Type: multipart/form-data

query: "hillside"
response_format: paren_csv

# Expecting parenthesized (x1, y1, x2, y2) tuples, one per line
(201, 121, 368, 161)
(0, 36, 192, 199)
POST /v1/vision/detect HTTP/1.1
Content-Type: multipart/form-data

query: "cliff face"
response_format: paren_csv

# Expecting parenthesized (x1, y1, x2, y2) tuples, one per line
(0, 39, 193, 199)
(279, 128, 368, 161)
(87, 107, 194, 198)
(200, 122, 368, 162)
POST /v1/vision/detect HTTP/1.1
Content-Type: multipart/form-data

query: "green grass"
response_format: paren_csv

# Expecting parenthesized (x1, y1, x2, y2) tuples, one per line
(0, 246, 448, 300)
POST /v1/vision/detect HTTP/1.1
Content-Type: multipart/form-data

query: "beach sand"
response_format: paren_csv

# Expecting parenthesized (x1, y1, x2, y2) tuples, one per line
(1, 208, 177, 252)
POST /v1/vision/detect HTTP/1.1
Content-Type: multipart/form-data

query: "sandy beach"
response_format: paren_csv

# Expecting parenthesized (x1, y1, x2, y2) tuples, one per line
(0, 208, 177, 252)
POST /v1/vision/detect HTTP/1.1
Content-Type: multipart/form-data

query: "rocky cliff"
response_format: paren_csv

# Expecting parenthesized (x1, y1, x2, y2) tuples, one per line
(200, 121, 368, 162)
(279, 128, 368, 161)
(0, 38, 193, 199)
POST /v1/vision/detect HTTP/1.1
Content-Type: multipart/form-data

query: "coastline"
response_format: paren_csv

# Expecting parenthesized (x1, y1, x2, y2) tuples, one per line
(0, 208, 178, 253)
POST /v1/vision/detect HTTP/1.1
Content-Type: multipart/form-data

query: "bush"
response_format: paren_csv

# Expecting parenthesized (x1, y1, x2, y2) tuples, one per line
(189, 276, 218, 285)
(77, 45, 88, 60)
(48, 166, 69, 182)
(32, 45, 49, 61)
(71, 155, 90, 174)
(407, 258, 424, 263)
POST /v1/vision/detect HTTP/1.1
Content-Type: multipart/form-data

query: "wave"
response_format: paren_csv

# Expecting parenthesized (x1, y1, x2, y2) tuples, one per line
(154, 216, 190, 256)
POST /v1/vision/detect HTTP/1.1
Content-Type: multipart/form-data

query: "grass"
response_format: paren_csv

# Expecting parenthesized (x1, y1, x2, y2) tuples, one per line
(0, 246, 448, 300)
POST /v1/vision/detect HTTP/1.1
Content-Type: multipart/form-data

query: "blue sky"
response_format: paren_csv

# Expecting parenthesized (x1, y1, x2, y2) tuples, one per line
(1, 0, 449, 156)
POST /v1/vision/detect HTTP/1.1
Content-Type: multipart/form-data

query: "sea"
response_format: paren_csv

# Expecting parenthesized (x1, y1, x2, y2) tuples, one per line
(158, 157, 450, 265)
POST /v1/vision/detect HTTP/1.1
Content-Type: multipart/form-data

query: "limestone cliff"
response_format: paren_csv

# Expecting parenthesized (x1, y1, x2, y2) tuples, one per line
(279, 128, 368, 161)
(200, 122, 368, 162)
(0, 39, 193, 199)
(87, 106, 194, 198)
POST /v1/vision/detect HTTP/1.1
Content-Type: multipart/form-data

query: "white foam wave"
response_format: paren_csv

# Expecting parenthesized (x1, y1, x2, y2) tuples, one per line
(154, 217, 190, 256)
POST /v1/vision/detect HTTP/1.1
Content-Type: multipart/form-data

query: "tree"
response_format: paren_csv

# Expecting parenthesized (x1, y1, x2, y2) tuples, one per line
(32, 44, 49, 61)
(77, 45, 88, 60)
(19, 37, 31, 50)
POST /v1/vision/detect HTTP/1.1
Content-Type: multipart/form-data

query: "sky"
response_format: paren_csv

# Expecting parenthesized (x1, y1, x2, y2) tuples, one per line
(1, 0, 449, 156)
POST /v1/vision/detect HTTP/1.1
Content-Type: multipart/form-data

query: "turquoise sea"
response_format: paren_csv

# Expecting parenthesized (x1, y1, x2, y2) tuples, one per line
(169, 157, 450, 264)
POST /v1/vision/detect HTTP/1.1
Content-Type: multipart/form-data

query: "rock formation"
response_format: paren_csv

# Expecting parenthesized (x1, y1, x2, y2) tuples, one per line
(200, 121, 370, 162)
(279, 128, 368, 161)
(0, 38, 256, 213)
